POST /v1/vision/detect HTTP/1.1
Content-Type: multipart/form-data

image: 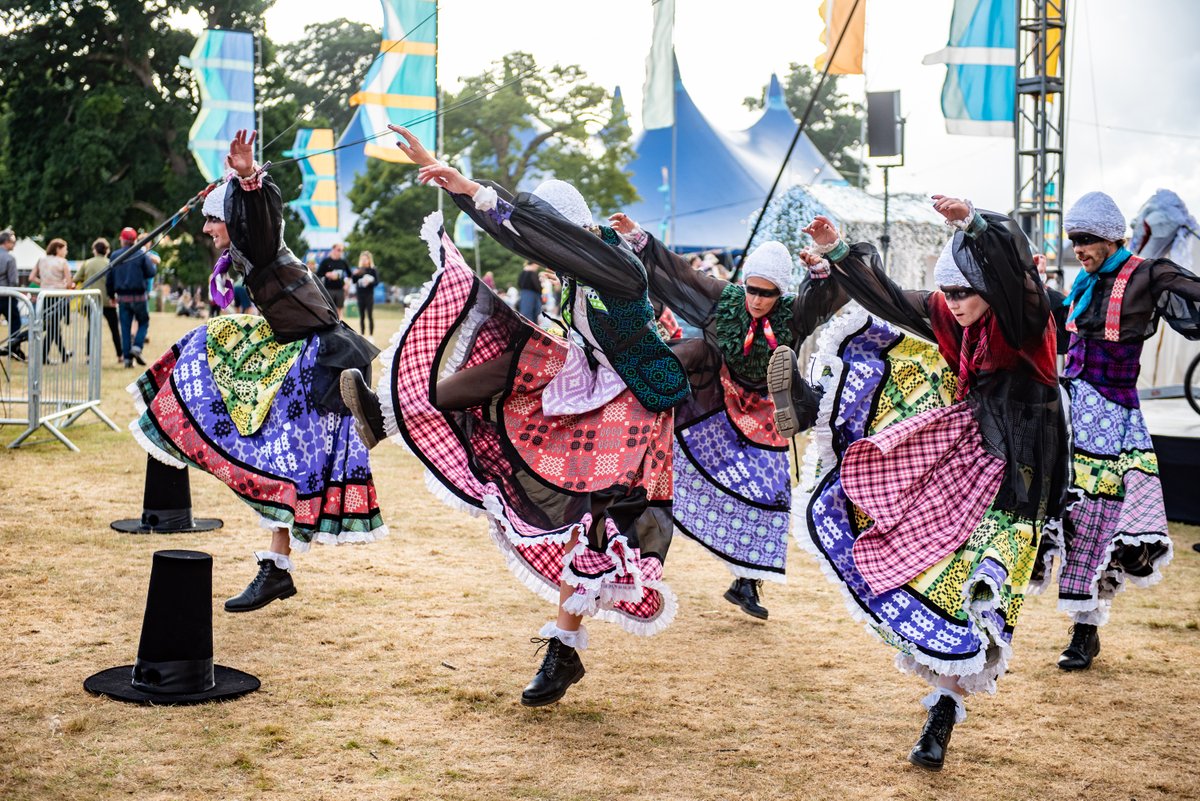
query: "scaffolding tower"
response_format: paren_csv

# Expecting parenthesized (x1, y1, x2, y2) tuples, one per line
(1014, 0, 1067, 288)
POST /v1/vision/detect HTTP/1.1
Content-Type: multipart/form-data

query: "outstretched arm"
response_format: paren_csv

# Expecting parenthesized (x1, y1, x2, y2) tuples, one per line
(610, 213, 726, 328)
(1150, 259, 1200, 339)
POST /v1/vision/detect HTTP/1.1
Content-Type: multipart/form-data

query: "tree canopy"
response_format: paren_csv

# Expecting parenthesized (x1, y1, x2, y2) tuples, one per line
(745, 63, 866, 186)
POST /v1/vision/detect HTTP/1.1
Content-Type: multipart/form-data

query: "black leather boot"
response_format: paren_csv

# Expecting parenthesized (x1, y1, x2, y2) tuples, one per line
(724, 577, 768, 620)
(340, 368, 386, 449)
(908, 695, 959, 771)
(1057, 623, 1100, 671)
(520, 637, 585, 707)
(224, 558, 297, 613)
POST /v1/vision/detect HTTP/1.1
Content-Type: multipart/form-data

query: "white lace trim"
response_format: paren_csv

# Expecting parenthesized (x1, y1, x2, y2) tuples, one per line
(921, 688, 968, 724)
(254, 550, 293, 572)
(126, 379, 192, 469)
(538, 621, 590, 650)
(473, 185, 499, 212)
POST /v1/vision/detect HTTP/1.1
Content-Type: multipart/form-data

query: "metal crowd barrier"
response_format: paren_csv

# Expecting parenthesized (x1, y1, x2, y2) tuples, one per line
(0, 287, 118, 450)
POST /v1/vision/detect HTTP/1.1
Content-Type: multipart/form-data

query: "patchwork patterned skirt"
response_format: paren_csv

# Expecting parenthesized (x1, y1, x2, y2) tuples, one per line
(1030, 377, 1172, 618)
(797, 310, 1042, 693)
(379, 212, 676, 635)
(672, 366, 792, 582)
(129, 315, 386, 549)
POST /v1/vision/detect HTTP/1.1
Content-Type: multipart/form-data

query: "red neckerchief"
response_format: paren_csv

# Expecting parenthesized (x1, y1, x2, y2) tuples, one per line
(743, 298, 778, 356)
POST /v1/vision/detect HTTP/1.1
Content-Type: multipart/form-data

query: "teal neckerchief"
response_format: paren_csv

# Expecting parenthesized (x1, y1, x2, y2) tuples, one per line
(1063, 246, 1131, 322)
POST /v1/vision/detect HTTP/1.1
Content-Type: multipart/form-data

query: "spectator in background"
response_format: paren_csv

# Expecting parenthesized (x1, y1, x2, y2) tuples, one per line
(517, 261, 542, 322)
(482, 270, 496, 290)
(352, 250, 379, 338)
(0, 229, 26, 361)
(107, 227, 156, 367)
(317, 243, 350, 319)
(74, 238, 122, 362)
(306, 254, 318, 273)
(539, 269, 561, 319)
(232, 278, 254, 315)
(29, 238, 75, 363)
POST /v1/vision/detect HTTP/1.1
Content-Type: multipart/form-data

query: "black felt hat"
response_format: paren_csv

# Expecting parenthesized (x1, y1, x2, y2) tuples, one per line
(111, 455, 224, 533)
(84, 550, 259, 705)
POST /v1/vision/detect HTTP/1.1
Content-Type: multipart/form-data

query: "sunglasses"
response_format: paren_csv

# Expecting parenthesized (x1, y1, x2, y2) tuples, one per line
(943, 288, 978, 302)
(745, 285, 781, 298)
(1068, 232, 1104, 247)
(205, 215, 222, 224)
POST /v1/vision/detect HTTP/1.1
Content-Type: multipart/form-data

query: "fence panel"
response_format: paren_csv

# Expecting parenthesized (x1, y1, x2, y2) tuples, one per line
(1, 288, 119, 450)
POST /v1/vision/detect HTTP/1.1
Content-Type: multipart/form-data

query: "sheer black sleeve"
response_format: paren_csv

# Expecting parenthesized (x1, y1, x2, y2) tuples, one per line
(790, 274, 850, 341)
(451, 180, 646, 300)
(959, 211, 1051, 349)
(1149, 258, 1200, 339)
(226, 174, 285, 271)
(635, 231, 726, 328)
(830, 242, 935, 341)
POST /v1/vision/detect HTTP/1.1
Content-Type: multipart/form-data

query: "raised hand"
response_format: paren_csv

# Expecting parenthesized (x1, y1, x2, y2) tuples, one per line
(389, 125, 437, 167)
(797, 249, 824, 267)
(607, 213, 639, 235)
(227, 129, 257, 177)
(802, 215, 839, 247)
(931, 194, 971, 223)
(417, 163, 479, 196)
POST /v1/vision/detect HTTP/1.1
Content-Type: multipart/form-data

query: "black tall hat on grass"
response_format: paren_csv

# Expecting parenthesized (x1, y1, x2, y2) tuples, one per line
(84, 550, 259, 705)
(111, 455, 223, 533)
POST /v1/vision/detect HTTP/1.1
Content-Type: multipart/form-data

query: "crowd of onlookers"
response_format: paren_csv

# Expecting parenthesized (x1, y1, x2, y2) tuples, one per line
(0, 227, 160, 366)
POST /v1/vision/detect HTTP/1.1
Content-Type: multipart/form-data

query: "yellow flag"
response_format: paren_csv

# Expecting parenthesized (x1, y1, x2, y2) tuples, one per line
(814, 0, 865, 75)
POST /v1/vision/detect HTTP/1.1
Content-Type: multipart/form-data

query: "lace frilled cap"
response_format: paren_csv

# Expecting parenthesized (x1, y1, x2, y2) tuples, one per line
(532, 179, 593, 227)
(1064, 191, 1126, 241)
(934, 238, 970, 288)
(202, 178, 230, 221)
(742, 241, 795, 292)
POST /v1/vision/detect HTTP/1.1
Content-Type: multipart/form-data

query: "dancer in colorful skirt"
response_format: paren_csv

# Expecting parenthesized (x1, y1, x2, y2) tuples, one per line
(1030, 191, 1200, 671)
(340, 126, 689, 706)
(609, 213, 842, 619)
(768, 198, 1066, 770)
(130, 130, 384, 612)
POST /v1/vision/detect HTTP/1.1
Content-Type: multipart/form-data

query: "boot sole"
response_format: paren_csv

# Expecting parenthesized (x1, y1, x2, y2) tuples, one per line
(723, 589, 769, 620)
(340, 370, 379, 450)
(907, 752, 944, 771)
(767, 347, 800, 440)
(224, 585, 297, 613)
(520, 667, 585, 707)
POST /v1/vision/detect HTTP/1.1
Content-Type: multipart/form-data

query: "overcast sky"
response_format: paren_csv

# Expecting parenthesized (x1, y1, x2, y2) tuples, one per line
(175, 0, 1200, 221)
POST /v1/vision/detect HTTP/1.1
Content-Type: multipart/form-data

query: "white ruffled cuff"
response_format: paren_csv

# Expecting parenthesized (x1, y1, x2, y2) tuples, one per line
(538, 620, 589, 650)
(945, 200, 982, 233)
(473, 184, 499, 212)
(922, 688, 967, 724)
(255, 550, 293, 572)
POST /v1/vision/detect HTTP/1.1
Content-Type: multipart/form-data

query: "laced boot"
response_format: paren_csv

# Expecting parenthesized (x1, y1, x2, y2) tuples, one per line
(724, 577, 768, 620)
(224, 558, 297, 613)
(767, 346, 801, 439)
(340, 368, 386, 449)
(1057, 623, 1100, 671)
(520, 637, 585, 707)
(908, 695, 959, 771)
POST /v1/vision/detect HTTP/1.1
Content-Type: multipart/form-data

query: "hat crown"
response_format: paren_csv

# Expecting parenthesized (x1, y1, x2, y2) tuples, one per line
(532, 179, 592, 227)
(742, 240, 794, 291)
(132, 550, 215, 693)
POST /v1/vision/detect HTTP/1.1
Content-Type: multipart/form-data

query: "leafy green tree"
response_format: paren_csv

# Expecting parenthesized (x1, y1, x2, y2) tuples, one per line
(268, 19, 380, 135)
(745, 63, 866, 186)
(441, 51, 637, 215)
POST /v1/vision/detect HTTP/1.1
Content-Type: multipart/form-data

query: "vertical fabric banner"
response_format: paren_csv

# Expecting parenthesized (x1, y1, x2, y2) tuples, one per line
(814, 0, 865, 75)
(284, 129, 340, 236)
(922, 0, 1016, 136)
(642, 0, 675, 130)
(183, 30, 256, 182)
(335, 0, 437, 238)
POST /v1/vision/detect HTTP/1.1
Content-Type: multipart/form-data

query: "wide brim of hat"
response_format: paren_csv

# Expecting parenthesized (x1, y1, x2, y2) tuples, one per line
(110, 518, 224, 534)
(84, 665, 260, 705)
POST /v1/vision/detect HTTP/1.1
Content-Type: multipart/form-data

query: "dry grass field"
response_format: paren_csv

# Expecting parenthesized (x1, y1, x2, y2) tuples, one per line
(1, 310, 1198, 801)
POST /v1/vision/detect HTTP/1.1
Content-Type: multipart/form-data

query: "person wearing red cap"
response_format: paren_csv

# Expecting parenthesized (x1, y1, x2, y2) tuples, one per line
(106, 227, 156, 367)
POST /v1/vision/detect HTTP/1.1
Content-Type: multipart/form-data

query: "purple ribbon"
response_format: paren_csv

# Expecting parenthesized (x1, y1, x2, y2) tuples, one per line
(209, 249, 235, 309)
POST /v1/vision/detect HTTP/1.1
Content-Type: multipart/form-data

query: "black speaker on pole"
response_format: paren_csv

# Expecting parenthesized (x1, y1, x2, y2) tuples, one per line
(866, 91, 903, 158)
